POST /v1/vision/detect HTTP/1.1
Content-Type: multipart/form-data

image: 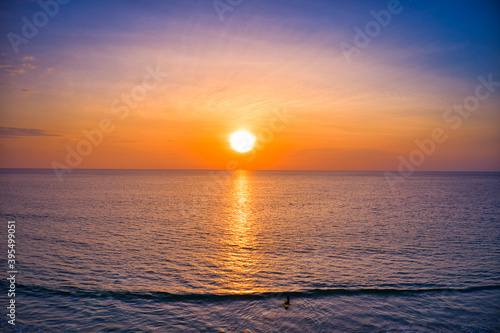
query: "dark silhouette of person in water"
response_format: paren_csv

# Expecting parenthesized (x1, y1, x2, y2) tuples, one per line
(283, 295, 290, 310)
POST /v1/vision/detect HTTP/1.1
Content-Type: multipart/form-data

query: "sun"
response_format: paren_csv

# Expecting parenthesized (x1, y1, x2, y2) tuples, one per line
(230, 130, 256, 153)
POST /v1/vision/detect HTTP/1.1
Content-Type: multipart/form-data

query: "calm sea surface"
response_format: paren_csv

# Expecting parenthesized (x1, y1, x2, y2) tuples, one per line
(1, 169, 499, 332)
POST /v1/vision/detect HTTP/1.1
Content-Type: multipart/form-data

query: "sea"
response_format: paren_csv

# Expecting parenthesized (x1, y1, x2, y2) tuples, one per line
(0, 169, 499, 332)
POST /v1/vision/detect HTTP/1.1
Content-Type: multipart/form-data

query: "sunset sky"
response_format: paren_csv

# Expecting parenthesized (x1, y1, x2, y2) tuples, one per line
(1, 0, 499, 171)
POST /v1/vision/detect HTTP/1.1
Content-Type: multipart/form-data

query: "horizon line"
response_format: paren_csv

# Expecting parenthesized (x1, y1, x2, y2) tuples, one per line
(0, 168, 499, 173)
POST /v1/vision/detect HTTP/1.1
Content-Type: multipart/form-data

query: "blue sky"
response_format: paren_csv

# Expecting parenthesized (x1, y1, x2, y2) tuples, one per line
(1, 0, 498, 85)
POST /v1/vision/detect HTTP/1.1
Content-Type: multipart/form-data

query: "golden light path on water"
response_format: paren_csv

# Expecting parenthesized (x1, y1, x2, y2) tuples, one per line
(215, 170, 264, 295)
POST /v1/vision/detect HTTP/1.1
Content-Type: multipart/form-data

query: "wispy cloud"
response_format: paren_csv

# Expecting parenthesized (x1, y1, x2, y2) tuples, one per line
(0, 127, 59, 138)
(3, 68, 25, 75)
(0, 55, 35, 76)
(21, 56, 35, 69)
(21, 88, 41, 94)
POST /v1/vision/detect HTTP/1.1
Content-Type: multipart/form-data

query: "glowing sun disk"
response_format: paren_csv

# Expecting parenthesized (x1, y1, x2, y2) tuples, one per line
(230, 130, 255, 153)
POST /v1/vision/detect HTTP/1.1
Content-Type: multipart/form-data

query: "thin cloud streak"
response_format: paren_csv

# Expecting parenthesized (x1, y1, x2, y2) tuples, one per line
(0, 127, 60, 138)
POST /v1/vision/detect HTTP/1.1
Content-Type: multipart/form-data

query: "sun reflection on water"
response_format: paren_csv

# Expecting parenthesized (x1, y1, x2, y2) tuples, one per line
(216, 170, 264, 294)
